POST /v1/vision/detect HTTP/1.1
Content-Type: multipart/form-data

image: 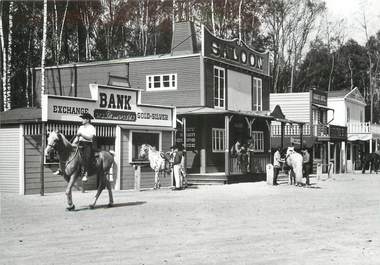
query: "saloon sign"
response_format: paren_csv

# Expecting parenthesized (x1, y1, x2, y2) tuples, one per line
(202, 25, 270, 76)
(42, 84, 174, 128)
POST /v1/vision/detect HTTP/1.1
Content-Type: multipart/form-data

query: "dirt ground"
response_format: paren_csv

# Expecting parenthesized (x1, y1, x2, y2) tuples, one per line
(1, 173, 380, 265)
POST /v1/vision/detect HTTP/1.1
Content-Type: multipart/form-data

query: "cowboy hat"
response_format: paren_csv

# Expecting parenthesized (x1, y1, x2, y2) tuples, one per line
(79, 112, 94, 120)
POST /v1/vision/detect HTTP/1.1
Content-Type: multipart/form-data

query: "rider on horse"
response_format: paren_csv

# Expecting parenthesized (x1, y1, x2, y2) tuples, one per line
(74, 113, 96, 182)
(53, 112, 96, 182)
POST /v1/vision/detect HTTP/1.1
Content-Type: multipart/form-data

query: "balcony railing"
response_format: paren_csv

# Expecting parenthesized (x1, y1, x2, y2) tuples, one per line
(272, 123, 347, 139)
(315, 124, 347, 139)
(347, 122, 371, 134)
(347, 122, 380, 136)
(271, 124, 311, 136)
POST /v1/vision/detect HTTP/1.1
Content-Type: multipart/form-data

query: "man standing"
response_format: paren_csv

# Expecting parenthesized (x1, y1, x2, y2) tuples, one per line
(172, 145, 183, 190)
(73, 112, 96, 182)
(273, 147, 282, 185)
(302, 149, 311, 186)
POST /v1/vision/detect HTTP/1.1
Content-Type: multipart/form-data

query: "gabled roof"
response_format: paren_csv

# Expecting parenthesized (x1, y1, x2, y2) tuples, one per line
(0, 107, 41, 125)
(328, 87, 365, 104)
(327, 89, 351, 98)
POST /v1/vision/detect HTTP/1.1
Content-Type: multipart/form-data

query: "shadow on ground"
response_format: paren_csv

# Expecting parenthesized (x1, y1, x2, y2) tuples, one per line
(72, 201, 146, 212)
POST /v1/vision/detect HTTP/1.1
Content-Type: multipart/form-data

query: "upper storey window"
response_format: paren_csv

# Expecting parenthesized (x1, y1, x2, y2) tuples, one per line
(146, 74, 177, 91)
(214, 66, 225, 108)
(252, 77, 262, 111)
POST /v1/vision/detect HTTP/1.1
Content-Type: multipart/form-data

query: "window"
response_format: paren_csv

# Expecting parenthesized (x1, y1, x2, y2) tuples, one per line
(214, 66, 225, 108)
(251, 131, 264, 152)
(212, 128, 225, 152)
(131, 131, 160, 161)
(252, 78, 262, 111)
(347, 107, 351, 122)
(146, 74, 177, 91)
(360, 110, 363, 123)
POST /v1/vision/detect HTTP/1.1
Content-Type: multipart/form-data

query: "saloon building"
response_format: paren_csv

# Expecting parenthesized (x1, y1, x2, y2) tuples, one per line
(21, 21, 275, 188)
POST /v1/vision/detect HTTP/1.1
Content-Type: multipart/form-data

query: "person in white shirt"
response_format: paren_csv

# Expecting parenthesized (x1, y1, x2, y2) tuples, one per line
(273, 147, 283, 185)
(73, 113, 96, 182)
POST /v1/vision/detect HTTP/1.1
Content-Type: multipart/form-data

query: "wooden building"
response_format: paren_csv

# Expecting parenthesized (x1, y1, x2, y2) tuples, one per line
(0, 84, 175, 194)
(270, 89, 348, 174)
(327, 88, 380, 172)
(30, 22, 274, 185)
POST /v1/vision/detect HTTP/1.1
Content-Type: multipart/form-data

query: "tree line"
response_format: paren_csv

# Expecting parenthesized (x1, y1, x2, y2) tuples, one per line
(0, 0, 379, 121)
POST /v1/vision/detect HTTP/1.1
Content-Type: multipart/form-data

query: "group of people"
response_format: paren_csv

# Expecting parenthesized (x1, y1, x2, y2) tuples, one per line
(272, 147, 311, 186)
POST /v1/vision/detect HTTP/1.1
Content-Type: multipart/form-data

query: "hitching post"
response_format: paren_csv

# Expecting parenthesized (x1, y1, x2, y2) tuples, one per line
(40, 122, 46, 196)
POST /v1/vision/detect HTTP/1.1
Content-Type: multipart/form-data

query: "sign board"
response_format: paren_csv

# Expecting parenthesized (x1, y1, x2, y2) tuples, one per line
(176, 127, 197, 150)
(42, 84, 175, 128)
(202, 25, 270, 76)
(311, 89, 327, 106)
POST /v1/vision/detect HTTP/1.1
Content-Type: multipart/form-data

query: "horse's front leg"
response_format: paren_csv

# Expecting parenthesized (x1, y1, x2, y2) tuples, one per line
(65, 172, 78, 211)
(154, 171, 160, 189)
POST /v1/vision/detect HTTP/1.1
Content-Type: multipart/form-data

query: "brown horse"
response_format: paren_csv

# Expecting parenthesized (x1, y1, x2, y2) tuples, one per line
(44, 131, 115, 210)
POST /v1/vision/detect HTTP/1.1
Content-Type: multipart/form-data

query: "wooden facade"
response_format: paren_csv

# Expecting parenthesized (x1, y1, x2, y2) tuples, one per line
(270, 89, 348, 173)
(28, 22, 274, 185)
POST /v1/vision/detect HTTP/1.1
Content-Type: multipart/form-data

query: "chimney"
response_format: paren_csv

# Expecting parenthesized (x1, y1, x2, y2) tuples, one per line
(171, 21, 197, 55)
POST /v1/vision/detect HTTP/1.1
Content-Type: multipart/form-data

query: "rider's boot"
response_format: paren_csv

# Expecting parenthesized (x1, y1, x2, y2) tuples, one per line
(82, 171, 88, 182)
(53, 169, 63, 175)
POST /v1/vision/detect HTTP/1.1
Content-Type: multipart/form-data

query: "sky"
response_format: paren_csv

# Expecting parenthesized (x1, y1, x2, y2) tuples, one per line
(325, 0, 380, 44)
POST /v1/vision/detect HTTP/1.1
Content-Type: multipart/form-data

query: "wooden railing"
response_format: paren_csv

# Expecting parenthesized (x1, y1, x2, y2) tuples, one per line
(315, 124, 347, 139)
(347, 122, 370, 134)
(230, 152, 270, 175)
(271, 124, 311, 136)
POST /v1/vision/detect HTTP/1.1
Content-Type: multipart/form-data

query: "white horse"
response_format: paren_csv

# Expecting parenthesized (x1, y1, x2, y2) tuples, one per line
(286, 147, 303, 186)
(139, 144, 171, 189)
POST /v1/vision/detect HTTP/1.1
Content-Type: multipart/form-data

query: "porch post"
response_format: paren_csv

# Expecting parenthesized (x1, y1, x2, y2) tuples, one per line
(40, 122, 46, 196)
(369, 139, 373, 153)
(200, 117, 207, 174)
(182, 117, 187, 171)
(327, 141, 331, 173)
(225, 115, 230, 176)
(281, 122, 285, 151)
(300, 123, 304, 150)
(376, 139, 378, 152)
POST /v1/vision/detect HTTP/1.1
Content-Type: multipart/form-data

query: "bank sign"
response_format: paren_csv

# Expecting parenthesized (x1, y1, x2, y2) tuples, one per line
(41, 84, 174, 128)
(202, 25, 270, 76)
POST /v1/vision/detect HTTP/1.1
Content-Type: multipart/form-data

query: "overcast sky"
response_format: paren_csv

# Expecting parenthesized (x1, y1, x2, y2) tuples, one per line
(325, 0, 380, 44)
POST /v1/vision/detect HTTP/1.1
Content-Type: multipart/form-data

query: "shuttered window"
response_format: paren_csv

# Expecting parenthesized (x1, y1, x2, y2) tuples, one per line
(146, 74, 177, 91)
(212, 128, 225, 153)
(214, 66, 225, 108)
(252, 78, 262, 111)
(251, 131, 264, 152)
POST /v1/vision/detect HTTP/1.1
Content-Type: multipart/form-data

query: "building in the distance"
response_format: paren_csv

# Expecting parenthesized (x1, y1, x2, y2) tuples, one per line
(327, 87, 380, 172)
(270, 89, 348, 173)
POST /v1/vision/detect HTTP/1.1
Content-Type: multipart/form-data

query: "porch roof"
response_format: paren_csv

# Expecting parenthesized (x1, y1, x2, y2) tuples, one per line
(0, 107, 42, 125)
(176, 107, 274, 120)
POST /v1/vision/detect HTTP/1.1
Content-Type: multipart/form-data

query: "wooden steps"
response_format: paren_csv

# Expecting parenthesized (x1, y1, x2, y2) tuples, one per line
(187, 174, 227, 185)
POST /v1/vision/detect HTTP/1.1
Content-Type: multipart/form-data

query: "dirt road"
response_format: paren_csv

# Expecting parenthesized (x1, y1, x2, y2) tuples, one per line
(1, 174, 380, 265)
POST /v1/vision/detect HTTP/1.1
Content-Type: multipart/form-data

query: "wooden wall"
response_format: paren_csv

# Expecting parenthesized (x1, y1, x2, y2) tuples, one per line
(204, 60, 271, 111)
(120, 129, 173, 190)
(24, 135, 97, 195)
(135, 56, 201, 107)
(34, 63, 128, 106)
(270, 92, 311, 123)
